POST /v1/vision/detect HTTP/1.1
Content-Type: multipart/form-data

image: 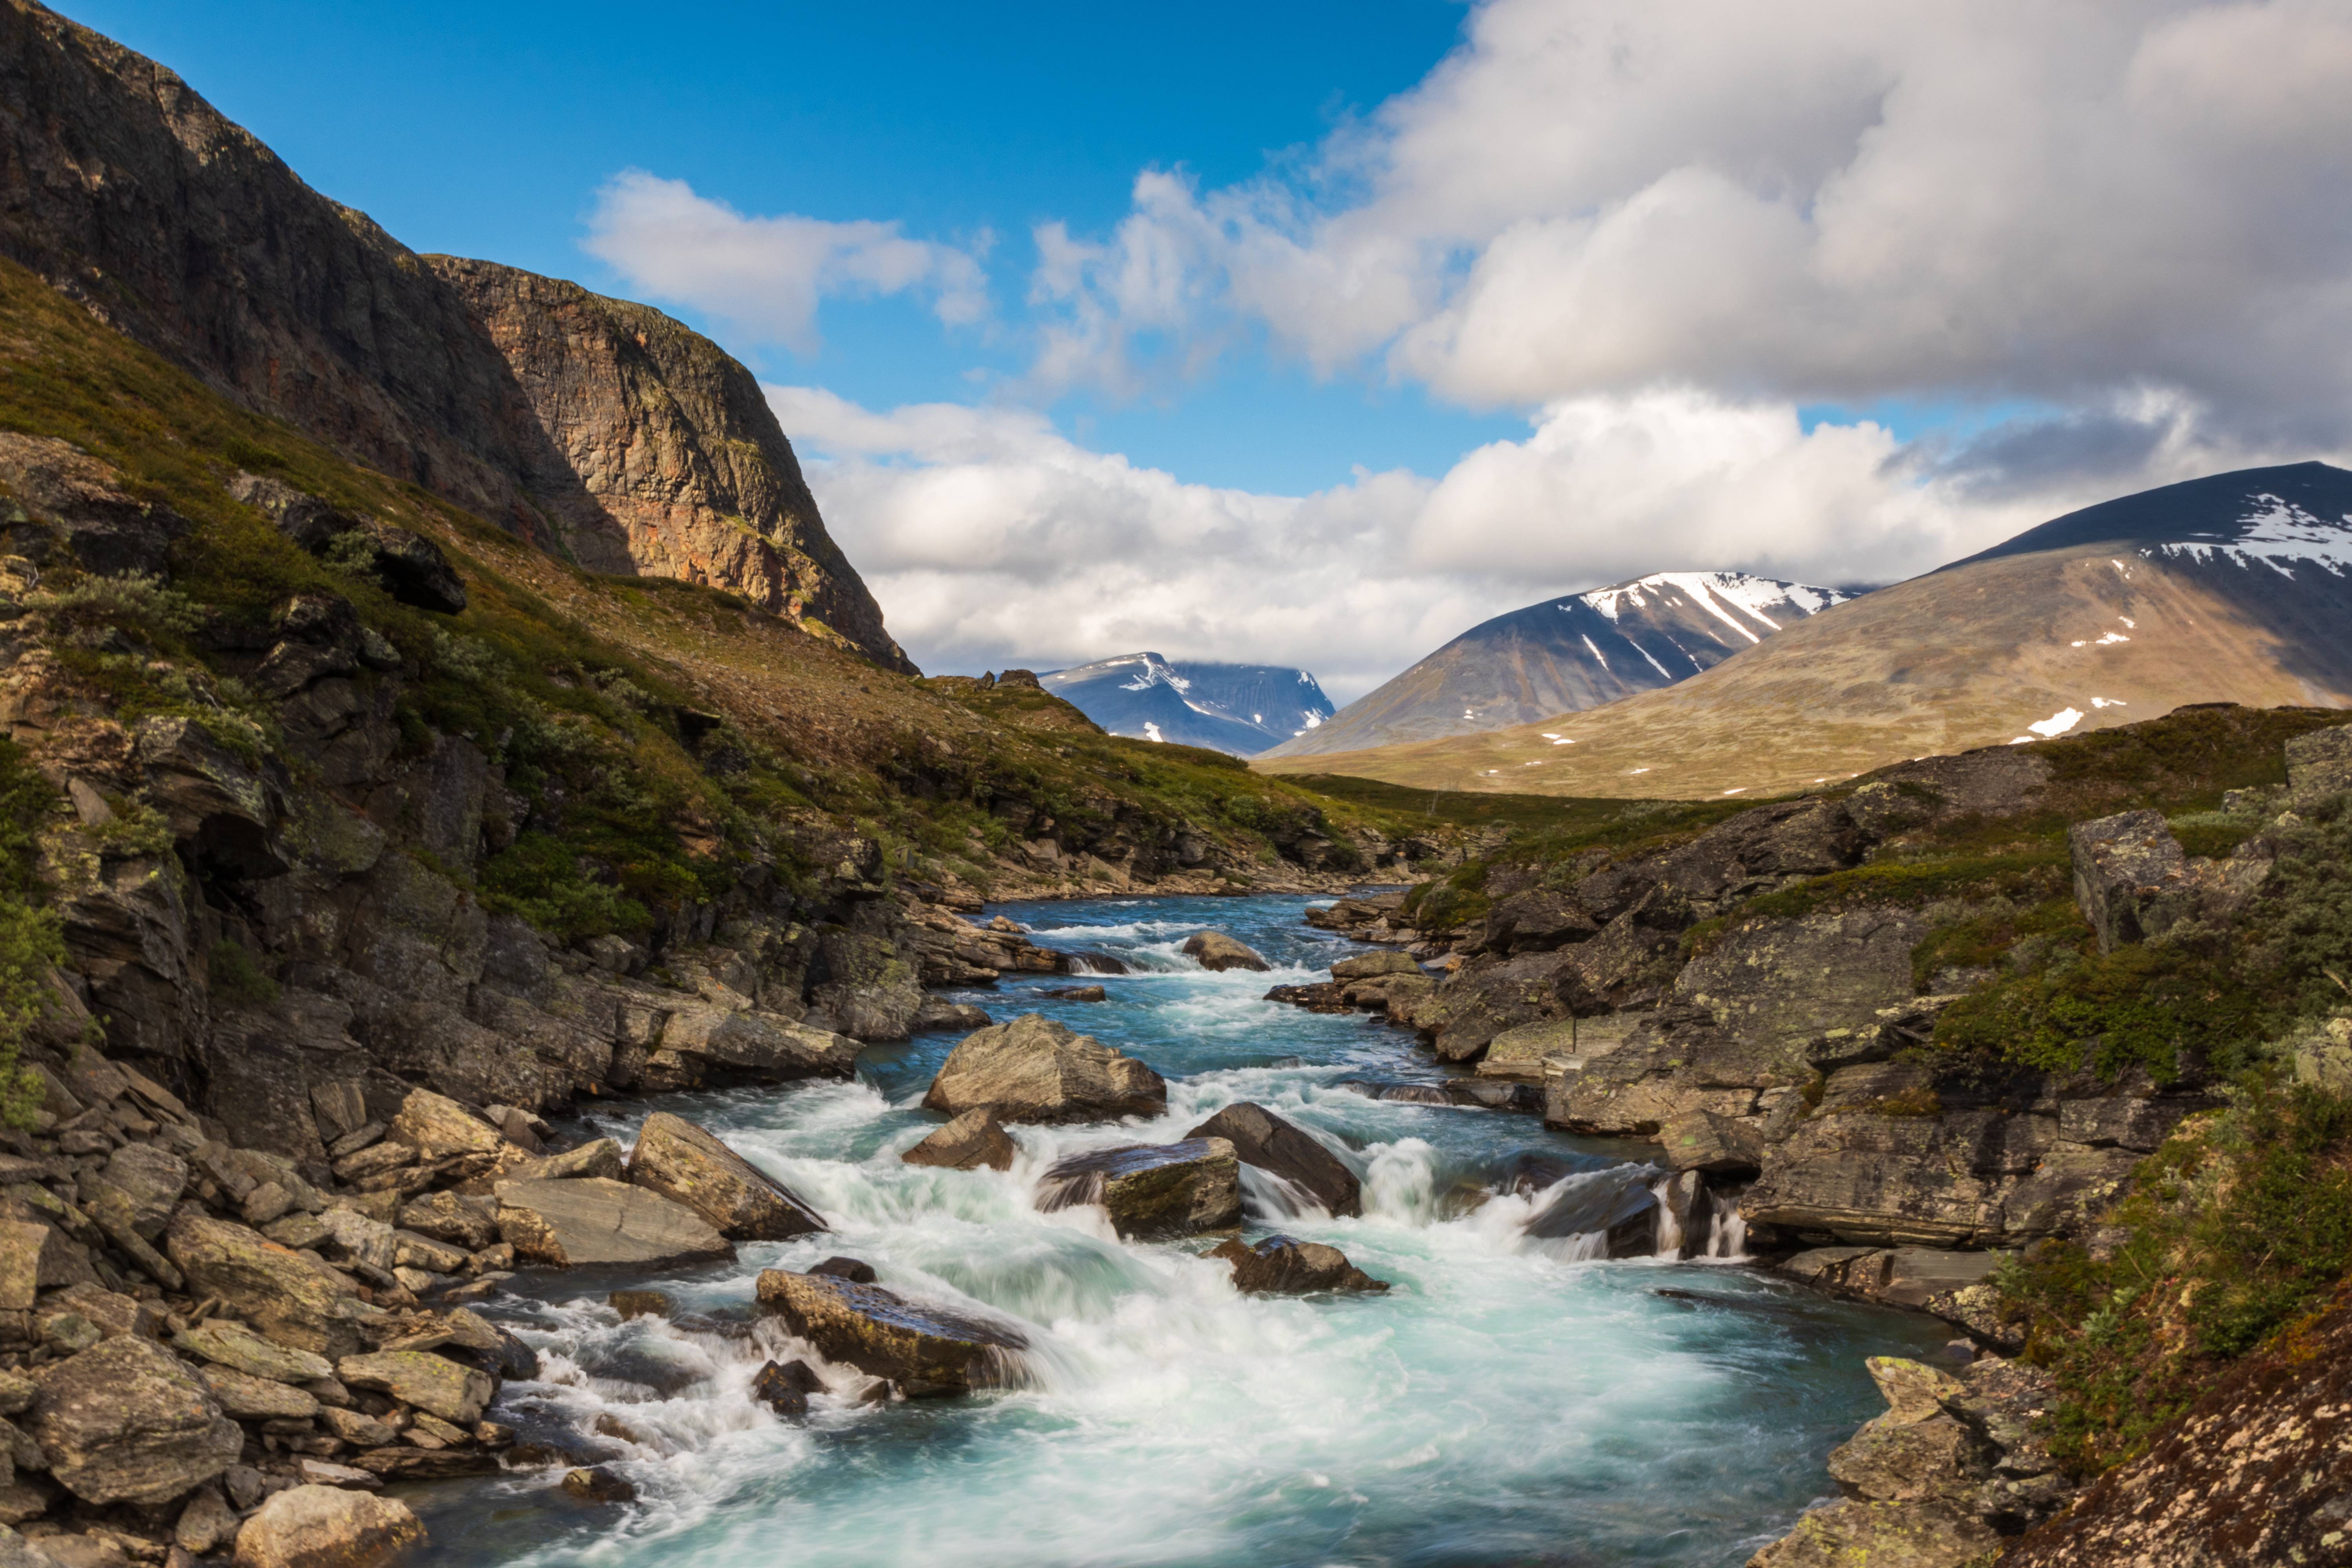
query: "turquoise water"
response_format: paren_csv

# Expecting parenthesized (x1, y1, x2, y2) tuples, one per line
(419, 894, 1949, 1567)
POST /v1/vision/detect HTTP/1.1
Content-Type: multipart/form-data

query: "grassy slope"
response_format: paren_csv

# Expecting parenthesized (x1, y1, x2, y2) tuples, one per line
(1258, 547, 2347, 798)
(0, 258, 1411, 918)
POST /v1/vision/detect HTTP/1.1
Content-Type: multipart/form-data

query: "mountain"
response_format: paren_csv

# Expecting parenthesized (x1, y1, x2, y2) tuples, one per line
(0, 0, 909, 670)
(1262, 571, 1850, 759)
(1041, 653, 1338, 755)
(1256, 463, 2352, 797)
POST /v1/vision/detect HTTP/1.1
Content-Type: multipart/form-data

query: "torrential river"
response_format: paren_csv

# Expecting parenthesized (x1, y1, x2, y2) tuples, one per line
(419, 894, 1950, 1568)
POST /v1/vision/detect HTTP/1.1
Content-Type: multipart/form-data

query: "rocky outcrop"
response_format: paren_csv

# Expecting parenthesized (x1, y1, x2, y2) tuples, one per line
(1184, 1103, 1361, 1218)
(427, 259, 909, 669)
(1181, 931, 1269, 973)
(1751, 1355, 2067, 1566)
(1036, 1141, 1241, 1240)
(494, 1177, 734, 1269)
(29, 1336, 242, 1505)
(754, 1269, 1027, 1398)
(2285, 720, 2352, 803)
(626, 1112, 826, 1240)
(921, 1014, 1167, 1124)
(1207, 1235, 1388, 1294)
(900, 1110, 1016, 1172)
(0, 1, 908, 666)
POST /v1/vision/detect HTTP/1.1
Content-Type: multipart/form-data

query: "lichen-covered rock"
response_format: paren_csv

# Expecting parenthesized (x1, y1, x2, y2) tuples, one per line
(495, 1177, 734, 1269)
(1180, 931, 1269, 973)
(1826, 1359, 1989, 1506)
(164, 1214, 371, 1360)
(1184, 1102, 1360, 1218)
(1745, 1500, 2000, 1568)
(652, 1007, 864, 1083)
(2285, 720, 2352, 804)
(383, 1090, 501, 1161)
(2068, 809, 2191, 953)
(1036, 1140, 1241, 1240)
(196, 1365, 321, 1421)
(921, 1014, 1166, 1124)
(1659, 1109, 1766, 1175)
(29, 1336, 243, 1506)
(1207, 1235, 1388, 1294)
(755, 1269, 1027, 1397)
(1328, 951, 1418, 981)
(334, 1351, 493, 1426)
(232, 1483, 425, 1568)
(394, 1192, 499, 1252)
(627, 1112, 824, 1240)
(900, 1109, 1016, 1172)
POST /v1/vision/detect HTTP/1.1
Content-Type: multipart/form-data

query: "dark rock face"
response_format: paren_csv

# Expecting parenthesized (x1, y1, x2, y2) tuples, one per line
(1036, 1140, 1242, 1240)
(750, 1358, 819, 1418)
(1520, 1165, 1664, 1258)
(0, 5, 907, 666)
(2069, 809, 2191, 953)
(0, 432, 188, 576)
(1184, 1102, 1361, 1218)
(755, 1269, 1027, 1397)
(1207, 1235, 1388, 1294)
(2287, 720, 2352, 802)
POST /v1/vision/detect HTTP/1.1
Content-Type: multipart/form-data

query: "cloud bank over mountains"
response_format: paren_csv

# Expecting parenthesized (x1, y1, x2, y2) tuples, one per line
(592, 0, 2352, 692)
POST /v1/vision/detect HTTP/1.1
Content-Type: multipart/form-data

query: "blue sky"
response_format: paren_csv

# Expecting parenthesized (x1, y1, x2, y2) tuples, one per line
(56, 3, 2346, 693)
(69, 0, 1520, 494)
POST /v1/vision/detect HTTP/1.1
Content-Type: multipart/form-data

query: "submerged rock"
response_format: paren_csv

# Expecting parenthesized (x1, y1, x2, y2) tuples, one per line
(755, 1269, 1027, 1397)
(1036, 1139, 1241, 1240)
(1208, 1235, 1388, 1294)
(495, 1177, 735, 1269)
(902, 1109, 1016, 1172)
(1184, 1102, 1361, 1218)
(560, 1466, 637, 1505)
(1181, 931, 1270, 972)
(751, 1358, 821, 1418)
(911, 999, 992, 1033)
(626, 1112, 826, 1240)
(1042, 984, 1107, 1002)
(921, 1014, 1166, 1124)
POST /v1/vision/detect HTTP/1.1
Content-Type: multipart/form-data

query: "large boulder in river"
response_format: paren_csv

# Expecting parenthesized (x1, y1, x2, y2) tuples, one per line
(1521, 1165, 1663, 1258)
(232, 1483, 425, 1568)
(626, 1112, 825, 1240)
(1185, 1102, 1361, 1217)
(901, 1109, 1016, 1172)
(920, 1014, 1166, 1124)
(1037, 1139, 1241, 1240)
(30, 1336, 244, 1505)
(494, 1177, 734, 1268)
(755, 1269, 1028, 1398)
(1208, 1235, 1388, 1294)
(1181, 931, 1270, 972)
(164, 1213, 371, 1360)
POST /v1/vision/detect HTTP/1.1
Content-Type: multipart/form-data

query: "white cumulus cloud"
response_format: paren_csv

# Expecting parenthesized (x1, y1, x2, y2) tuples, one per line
(584, 171, 988, 355)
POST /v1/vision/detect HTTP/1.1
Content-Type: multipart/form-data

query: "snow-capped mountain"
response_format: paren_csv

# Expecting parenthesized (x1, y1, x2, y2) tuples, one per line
(1263, 571, 1851, 759)
(1256, 461, 2352, 799)
(1040, 653, 1337, 756)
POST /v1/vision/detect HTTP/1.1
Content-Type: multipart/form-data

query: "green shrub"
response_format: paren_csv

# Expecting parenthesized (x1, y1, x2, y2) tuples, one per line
(2002, 1082, 2352, 1474)
(479, 832, 651, 940)
(1933, 939, 2262, 1083)
(206, 940, 279, 1008)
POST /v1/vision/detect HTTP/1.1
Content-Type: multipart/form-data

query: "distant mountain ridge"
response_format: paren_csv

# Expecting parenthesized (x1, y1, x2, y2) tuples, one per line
(1042, 653, 1337, 755)
(1256, 462, 2352, 797)
(1265, 571, 1849, 759)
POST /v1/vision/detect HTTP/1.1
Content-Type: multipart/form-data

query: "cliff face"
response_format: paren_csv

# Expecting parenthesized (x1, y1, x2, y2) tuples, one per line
(0, 0, 907, 670)
(426, 260, 908, 671)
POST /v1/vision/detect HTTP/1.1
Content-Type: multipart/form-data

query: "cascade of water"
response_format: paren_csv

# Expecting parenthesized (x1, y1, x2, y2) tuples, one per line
(1238, 1163, 1328, 1222)
(1704, 1191, 1750, 1259)
(1650, 1175, 1686, 1258)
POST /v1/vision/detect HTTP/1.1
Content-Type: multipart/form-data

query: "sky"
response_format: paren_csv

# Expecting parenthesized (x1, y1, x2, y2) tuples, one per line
(66, 0, 2352, 703)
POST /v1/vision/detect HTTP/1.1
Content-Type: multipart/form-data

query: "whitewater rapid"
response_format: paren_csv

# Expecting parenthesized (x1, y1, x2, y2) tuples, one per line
(419, 894, 1949, 1568)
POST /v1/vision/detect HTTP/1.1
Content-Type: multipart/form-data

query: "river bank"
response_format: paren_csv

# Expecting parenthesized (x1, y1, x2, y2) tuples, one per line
(408, 893, 1959, 1568)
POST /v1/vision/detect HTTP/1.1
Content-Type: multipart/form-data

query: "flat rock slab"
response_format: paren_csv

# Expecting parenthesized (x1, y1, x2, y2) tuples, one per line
(335, 1350, 493, 1425)
(495, 1177, 735, 1269)
(1184, 1102, 1360, 1218)
(1329, 951, 1419, 980)
(922, 1013, 1166, 1124)
(1747, 1499, 1999, 1568)
(164, 1214, 372, 1361)
(901, 1110, 1016, 1172)
(1037, 1139, 1241, 1240)
(756, 1269, 1027, 1397)
(1181, 931, 1270, 972)
(627, 1113, 825, 1240)
(1208, 1235, 1388, 1294)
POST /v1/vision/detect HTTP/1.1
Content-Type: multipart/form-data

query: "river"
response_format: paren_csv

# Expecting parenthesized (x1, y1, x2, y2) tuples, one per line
(418, 892, 1952, 1568)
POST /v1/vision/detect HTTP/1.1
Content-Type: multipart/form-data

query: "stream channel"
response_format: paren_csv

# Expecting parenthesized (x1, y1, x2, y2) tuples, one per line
(418, 893, 1953, 1567)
